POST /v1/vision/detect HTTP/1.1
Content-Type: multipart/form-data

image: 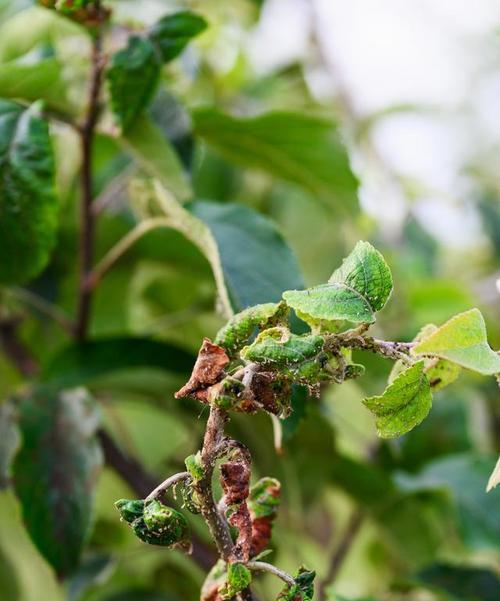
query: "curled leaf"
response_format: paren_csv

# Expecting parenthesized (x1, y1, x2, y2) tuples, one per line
(215, 301, 288, 355)
(277, 566, 315, 601)
(175, 338, 229, 402)
(115, 498, 190, 550)
(241, 328, 324, 365)
(220, 563, 252, 600)
(248, 477, 281, 556)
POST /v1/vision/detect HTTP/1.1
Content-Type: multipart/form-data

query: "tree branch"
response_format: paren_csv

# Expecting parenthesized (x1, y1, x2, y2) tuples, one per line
(145, 471, 190, 502)
(75, 30, 105, 341)
(246, 561, 295, 587)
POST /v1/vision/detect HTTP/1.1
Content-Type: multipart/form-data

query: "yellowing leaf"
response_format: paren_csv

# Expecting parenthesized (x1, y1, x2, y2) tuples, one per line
(283, 241, 392, 326)
(412, 309, 500, 376)
(363, 361, 432, 439)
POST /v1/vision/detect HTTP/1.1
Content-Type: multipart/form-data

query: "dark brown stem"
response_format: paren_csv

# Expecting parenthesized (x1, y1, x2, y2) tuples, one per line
(194, 407, 235, 562)
(318, 510, 364, 601)
(75, 31, 105, 341)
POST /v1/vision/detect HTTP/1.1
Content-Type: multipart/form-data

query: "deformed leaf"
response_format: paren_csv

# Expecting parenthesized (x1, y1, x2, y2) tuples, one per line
(283, 241, 392, 326)
(412, 309, 500, 376)
(214, 301, 287, 354)
(241, 328, 324, 365)
(107, 36, 160, 131)
(0, 100, 58, 284)
(148, 11, 207, 63)
(13, 386, 102, 577)
(363, 361, 432, 438)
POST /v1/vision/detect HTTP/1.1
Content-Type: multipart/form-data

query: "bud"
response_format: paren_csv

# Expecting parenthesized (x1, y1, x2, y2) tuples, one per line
(185, 452, 205, 482)
(277, 567, 315, 601)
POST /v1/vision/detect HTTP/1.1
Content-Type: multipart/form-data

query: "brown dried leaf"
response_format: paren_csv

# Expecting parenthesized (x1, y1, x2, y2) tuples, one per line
(175, 338, 229, 401)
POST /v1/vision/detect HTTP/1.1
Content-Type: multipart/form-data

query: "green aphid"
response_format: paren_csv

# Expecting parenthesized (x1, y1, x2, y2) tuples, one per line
(180, 483, 202, 514)
(115, 498, 144, 524)
(185, 452, 205, 482)
(215, 302, 288, 354)
(220, 563, 252, 600)
(241, 328, 324, 366)
(248, 477, 281, 518)
(209, 376, 246, 411)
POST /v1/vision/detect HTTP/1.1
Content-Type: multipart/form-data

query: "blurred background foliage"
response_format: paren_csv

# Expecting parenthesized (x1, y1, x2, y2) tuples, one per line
(0, 1, 499, 601)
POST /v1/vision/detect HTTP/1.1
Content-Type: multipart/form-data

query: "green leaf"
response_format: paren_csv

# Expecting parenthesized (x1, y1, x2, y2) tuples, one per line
(412, 309, 500, 375)
(107, 36, 160, 131)
(283, 241, 392, 326)
(220, 563, 252, 600)
(121, 115, 191, 201)
(148, 11, 207, 63)
(363, 361, 432, 438)
(145, 180, 304, 316)
(395, 453, 500, 550)
(41, 337, 195, 386)
(414, 563, 500, 601)
(13, 386, 102, 577)
(0, 100, 58, 284)
(390, 324, 461, 392)
(0, 401, 20, 489)
(193, 109, 359, 208)
(67, 554, 115, 601)
(0, 58, 75, 115)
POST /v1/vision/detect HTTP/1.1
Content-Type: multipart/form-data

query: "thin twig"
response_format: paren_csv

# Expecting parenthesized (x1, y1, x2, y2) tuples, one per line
(0, 318, 38, 377)
(9, 287, 75, 334)
(145, 471, 190, 502)
(246, 561, 295, 587)
(317, 509, 364, 601)
(87, 217, 173, 290)
(75, 29, 105, 340)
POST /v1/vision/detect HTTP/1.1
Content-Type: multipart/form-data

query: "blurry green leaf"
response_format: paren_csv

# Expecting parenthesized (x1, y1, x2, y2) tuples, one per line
(190, 200, 304, 312)
(331, 454, 394, 508)
(193, 109, 359, 209)
(147, 180, 304, 316)
(0, 99, 58, 284)
(363, 361, 432, 439)
(412, 309, 500, 376)
(0, 544, 20, 601)
(148, 11, 207, 62)
(107, 36, 160, 131)
(331, 596, 378, 601)
(395, 453, 500, 550)
(283, 241, 392, 326)
(67, 553, 115, 601)
(107, 11, 206, 131)
(13, 386, 102, 577)
(415, 563, 500, 601)
(122, 115, 191, 201)
(0, 6, 81, 63)
(0, 58, 75, 114)
(42, 337, 195, 386)
(486, 456, 500, 492)
(281, 385, 308, 442)
(0, 401, 19, 489)
(100, 591, 175, 601)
